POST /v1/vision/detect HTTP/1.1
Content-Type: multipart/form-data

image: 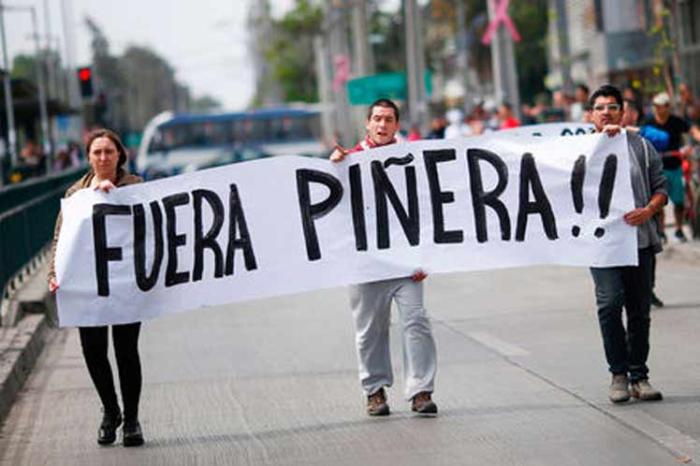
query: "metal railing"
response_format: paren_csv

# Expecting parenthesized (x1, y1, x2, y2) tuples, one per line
(0, 167, 86, 311)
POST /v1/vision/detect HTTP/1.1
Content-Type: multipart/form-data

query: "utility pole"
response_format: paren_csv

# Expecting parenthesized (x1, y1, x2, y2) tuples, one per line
(31, 6, 51, 173)
(314, 34, 334, 146)
(325, 0, 354, 146)
(0, 0, 18, 172)
(351, 0, 373, 76)
(485, 0, 520, 117)
(60, 0, 79, 108)
(350, 0, 373, 144)
(42, 0, 55, 100)
(404, 0, 427, 131)
(456, 0, 470, 111)
(552, 0, 572, 94)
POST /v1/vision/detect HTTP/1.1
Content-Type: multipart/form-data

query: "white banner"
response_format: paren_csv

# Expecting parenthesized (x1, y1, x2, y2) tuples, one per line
(55, 131, 636, 327)
(498, 122, 594, 137)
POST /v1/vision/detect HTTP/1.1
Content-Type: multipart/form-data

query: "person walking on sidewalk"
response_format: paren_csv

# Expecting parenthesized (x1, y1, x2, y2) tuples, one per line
(588, 85, 668, 403)
(48, 129, 146, 447)
(330, 98, 438, 416)
(643, 91, 700, 243)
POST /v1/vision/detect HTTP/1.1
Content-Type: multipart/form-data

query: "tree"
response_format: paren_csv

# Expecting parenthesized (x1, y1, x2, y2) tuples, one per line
(190, 95, 222, 112)
(11, 54, 36, 82)
(84, 17, 202, 132)
(263, 0, 323, 103)
(425, 0, 548, 103)
(510, 0, 548, 103)
(369, 6, 404, 73)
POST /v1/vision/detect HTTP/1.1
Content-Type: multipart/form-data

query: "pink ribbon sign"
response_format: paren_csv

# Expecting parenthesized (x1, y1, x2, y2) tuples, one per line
(332, 54, 351, 92)
(481, 0, 521, 45)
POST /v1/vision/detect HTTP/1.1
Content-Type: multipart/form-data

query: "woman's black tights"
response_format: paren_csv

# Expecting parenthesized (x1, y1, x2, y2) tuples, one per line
(79, 323, 142, 422)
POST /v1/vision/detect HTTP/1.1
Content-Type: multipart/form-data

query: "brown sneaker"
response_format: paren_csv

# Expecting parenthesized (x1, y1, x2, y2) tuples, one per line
(367, 388, 390, 416)
(609, 374, 630, 403)
(411, 392, 438, 415)
(630, 379, 663, 401)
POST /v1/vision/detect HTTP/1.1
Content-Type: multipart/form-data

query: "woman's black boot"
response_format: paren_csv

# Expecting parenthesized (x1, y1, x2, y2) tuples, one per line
(97, 409, 122, 445)
(122, 419, 144, 447)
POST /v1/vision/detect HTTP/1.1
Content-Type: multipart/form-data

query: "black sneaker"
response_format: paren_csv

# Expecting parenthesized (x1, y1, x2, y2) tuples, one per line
(122, 420, 145, 447)
(675, 229, 688, 243)
(651, 292, 664, 308)
(97, 410, 122, 445)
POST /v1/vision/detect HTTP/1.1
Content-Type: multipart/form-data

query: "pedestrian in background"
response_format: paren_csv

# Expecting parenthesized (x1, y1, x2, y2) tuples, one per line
(643, 92, 700, 243)
(48, 129, 146, 447)
(330, 98, 438, 417)
(588, 85, 667, 403)
(497, 102, 520, 129)
(570, 84, 590, 122)
(622, 98, 668, 308)
(426, 116, 446, 139)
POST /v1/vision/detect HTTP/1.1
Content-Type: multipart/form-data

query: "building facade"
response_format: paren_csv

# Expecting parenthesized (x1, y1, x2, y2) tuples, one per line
(547, 0, 658, 93)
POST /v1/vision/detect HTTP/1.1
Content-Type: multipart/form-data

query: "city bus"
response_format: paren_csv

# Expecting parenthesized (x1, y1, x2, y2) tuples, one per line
(137, 107, 328, 180)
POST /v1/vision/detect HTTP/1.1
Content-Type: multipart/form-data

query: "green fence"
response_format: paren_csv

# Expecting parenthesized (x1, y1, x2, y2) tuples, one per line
(0, 167, 86, 306)
(0, 167, 86, 215)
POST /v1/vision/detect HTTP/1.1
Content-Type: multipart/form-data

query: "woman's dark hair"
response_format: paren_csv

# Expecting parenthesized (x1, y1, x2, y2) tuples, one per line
(85, 128, 128, 171)
(588, 84, 623, 108)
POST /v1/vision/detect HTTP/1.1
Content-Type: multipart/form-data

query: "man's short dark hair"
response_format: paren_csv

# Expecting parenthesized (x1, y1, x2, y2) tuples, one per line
(588, 84, 623, 108)
(576, 83, 590, 95)
(368, 98, 400, 122)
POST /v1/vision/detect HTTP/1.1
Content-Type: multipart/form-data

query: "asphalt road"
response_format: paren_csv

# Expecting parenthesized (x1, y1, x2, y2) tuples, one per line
(1, 255, 699, 465)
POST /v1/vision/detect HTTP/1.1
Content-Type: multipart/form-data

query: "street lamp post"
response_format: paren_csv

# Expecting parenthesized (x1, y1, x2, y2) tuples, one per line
(5, 4, 52, 174)
(0, 0, 18, 182)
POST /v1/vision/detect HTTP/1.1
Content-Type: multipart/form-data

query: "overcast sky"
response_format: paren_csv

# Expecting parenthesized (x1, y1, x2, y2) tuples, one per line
(5, 0, 296, 110)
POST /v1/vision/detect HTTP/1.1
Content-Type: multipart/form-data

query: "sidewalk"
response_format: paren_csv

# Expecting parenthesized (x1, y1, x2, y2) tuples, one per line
(0, 261, 54, 426)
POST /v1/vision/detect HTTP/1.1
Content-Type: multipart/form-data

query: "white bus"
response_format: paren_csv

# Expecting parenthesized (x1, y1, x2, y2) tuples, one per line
(137, 107, 327, 180)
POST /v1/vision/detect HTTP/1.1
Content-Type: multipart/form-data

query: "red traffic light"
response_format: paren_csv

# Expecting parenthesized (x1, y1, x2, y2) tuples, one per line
(78, 67, 92, 81)
(77, 66, 94, 98)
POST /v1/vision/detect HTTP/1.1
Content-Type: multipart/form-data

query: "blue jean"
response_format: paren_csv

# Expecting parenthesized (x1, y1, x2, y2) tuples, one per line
(590, 248, 653, 382)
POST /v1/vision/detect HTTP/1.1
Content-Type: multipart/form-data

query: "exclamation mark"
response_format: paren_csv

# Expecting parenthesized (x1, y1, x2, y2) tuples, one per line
(594, 154, 618, 238)
(570, 155, 586, 237)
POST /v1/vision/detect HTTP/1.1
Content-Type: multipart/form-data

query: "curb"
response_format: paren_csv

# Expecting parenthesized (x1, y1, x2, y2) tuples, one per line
(0, 312, 51, 425)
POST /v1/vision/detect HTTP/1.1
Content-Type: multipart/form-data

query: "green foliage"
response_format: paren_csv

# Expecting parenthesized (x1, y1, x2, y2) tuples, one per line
(510, 0, 548, 104)
(11, 54, 36, 82)
(265, 0, 323, 103)
(370, 8, 404, 73)
(644, 6, 675, 94)
(190, 95, 222, 112)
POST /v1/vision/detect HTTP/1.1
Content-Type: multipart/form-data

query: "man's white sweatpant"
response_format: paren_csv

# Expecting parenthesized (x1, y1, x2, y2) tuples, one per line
(349, 277, 437, 400)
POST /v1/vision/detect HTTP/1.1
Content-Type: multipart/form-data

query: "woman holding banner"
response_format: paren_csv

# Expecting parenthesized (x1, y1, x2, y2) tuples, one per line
(48, 129, 145, 447)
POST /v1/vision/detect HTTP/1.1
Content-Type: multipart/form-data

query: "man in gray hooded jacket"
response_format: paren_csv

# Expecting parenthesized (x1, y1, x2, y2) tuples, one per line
(587, 85, 668, 403)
